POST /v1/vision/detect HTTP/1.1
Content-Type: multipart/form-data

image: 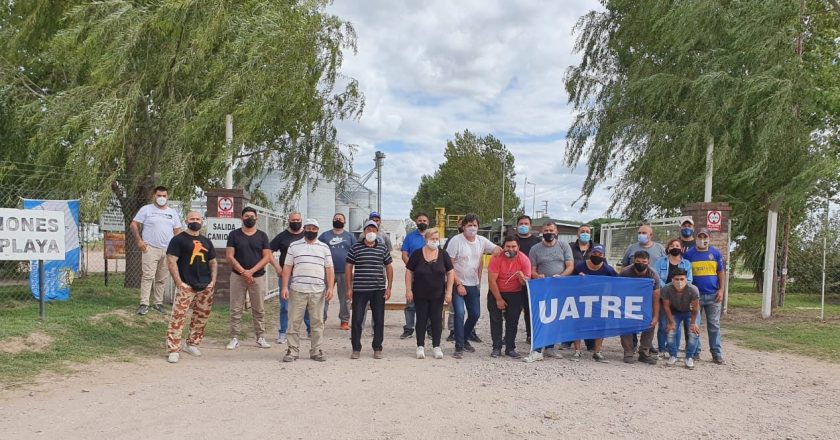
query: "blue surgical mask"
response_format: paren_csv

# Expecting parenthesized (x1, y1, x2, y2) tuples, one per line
(517, 225, 530, 235)
(579, 232, 591, 243)
(681, 227, 694, 238)
(638, 234, 649, 244)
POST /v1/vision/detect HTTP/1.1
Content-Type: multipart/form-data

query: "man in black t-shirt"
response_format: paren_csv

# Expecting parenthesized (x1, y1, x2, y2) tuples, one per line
(269, 211, 310, 344)
(164, 211, 217, 364)
(226, 207, 273, 351)
(514, 215, 541, 345)
(618, 250, 661, 365)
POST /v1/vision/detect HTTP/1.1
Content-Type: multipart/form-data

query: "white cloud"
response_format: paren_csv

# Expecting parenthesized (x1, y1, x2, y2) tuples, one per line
(328, 0, 612, 222)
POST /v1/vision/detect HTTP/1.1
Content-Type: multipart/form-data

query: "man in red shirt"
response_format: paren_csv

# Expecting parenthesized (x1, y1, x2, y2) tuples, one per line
(488, 236, 532, 359)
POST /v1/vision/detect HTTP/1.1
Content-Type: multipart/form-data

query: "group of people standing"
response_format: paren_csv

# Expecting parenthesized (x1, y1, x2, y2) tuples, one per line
(131, 187, 726, 368)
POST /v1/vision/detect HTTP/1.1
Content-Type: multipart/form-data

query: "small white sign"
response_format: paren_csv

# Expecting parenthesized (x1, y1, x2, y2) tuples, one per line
(206, 217, 241, 249)
(100, 197, 125, 232)
(707, 210, 722, 232)
(0, 208, 66, 261)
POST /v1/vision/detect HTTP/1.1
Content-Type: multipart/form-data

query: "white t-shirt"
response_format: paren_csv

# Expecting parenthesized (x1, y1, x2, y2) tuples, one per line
(132, 204, 182, 249)
(446, 234, 497, 286)
(285, 238, 333, 293)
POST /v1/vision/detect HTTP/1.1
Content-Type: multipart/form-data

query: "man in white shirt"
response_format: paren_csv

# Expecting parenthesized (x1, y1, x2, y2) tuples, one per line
(446, 213, 501, 358)
(130, 186, 183, 315)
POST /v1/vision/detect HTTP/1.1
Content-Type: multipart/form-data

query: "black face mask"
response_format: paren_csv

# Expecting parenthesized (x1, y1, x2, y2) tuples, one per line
(543, 233, 556, 242)
(304, 230, 318, 241)
(186, 222, 202, 232)
(505, 250, 517, 259)
(668, 248, 682, 257)
(243, 218, 256, 228)
(289, 221, 302, 231)
(633, 262, 648, 272)
(332, 220, 345, 229)
(589, 255, 604, 265)
(417, 223, 428, 232)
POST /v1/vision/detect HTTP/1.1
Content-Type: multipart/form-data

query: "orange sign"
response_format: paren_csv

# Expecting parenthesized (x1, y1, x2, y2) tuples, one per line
(104, 232, 126, 259)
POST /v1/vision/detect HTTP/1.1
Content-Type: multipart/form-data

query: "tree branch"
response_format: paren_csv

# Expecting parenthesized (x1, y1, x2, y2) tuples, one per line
(828, 0, 840, 18)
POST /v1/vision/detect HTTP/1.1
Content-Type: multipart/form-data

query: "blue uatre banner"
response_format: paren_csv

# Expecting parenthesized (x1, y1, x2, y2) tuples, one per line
(24, 199, 80, 301)
(527, 275, 654, 348)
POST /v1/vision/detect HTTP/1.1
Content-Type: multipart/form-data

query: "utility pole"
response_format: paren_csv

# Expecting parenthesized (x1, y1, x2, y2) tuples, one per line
(225, 115, 234, 189)
(704, 137, 714, 202)
(542, 200, 549, 218)
(500, 160, 505, 241)
(374, 151, 385, 214)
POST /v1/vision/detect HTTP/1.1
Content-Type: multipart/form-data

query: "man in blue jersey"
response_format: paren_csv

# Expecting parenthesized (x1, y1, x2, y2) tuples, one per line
(684, 228, 726, 364)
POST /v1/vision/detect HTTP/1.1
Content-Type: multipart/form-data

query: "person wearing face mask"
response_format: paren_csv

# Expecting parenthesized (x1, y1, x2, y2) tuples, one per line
(684, 228, 727, 364)
(281, 219, 334, 362)
(571, 244, 617, 362)
(661, 268, 701, 369)
(399, 213, 432, 339)
(318, 213, 356, 330)
(678, 217, 696, 252)
(619, 251, 661, 364)
(163, 211, 217, 363)
(405, 228, 454, 359)
(130, 185, 183, 315)
(226, 207, 273, 350)
(620, 224, 666, 267)
(567, 224, 601, 351)
(269, 211, 311, 344)
(487, 236, 532, 359)
(523, 221, 574, 363)
(346, 220, 394, 359)
(446, 214, 502, 358)
(514, 215, 542, 345)
(360, 212, 393, 252)
(653, 238, 695, 357)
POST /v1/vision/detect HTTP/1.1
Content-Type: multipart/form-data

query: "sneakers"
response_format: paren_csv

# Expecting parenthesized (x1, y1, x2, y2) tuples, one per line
(310, 351, 326, 362)
(685, 357, 695, 370)
(399, 329, 414, 339)
(667, 355, 678, 366)
(282, 350, 298, 362)
(468, 331, 483, 343)
(167, 352, 179, 363)
(340, 322, 350, 331)
(523, 351, 544, 363)
(256, 337, 271, 349)
(490, 349, 501, 358)
(416, 346, 426, 359)
(463, 342, 476, 353)
(373, 351, 384, 359)
(226, 338, 239, 350)
(506, 350, 522, 359)
(570, 351, 582, 362)
(593, 352, 608, 363)
(433, 347, 444, 359)
(151, 304, 166, 314)
(453, 350, 464, 359)
(446, 331, 455, 342)
(543, 347, 562, 359)
(183, 344, 201, 357)
(350, 351, 360, 359)
(137, 305, 149, 315)
(276, 333, 287, 344)
(713, 356, 726, 365)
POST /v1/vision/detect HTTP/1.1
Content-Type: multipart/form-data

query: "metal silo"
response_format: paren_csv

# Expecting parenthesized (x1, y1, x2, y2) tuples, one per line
(306, 178, 336, 229)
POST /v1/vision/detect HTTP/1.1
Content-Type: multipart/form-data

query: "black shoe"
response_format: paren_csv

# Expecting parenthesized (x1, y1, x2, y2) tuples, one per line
(506, 350, 522, 359)
(151, 304, 166, 314)
(399, 329, 414, 339)
(463, 342, 476, 353)
(649, 347, 659, 355)
(712, 356, 726, 365)
(453, 350, 463, 359)
(639, 354, 658, 365)
(446, 331, 455, 342)
(468, 332, 482, 343)
(137, 305, 149, 315)
(490, 349, 501, 358)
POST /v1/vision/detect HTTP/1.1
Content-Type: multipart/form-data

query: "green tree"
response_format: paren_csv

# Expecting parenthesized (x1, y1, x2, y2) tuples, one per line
(410, 130, 520, 232)
(565, 0, 840, 284)
(1, 0, 363, 286)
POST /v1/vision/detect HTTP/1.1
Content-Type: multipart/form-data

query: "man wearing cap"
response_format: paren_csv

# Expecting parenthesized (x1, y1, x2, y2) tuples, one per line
(621, 224, 667, 267)
(269, 211, 310, 345)
(347, 220, 394, 359)
(678, 217, 696, 252)
(399, 212, 431, 339)
(363, 211, 392, 252)
(619, 250, 661, 364)
(281, 219, 334, 362)
(571, 244, 618, 362)
(684, 228, 727, 364)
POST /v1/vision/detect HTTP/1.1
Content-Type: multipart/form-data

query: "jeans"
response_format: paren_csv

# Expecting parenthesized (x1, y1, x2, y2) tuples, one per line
(487, 291, 524, 352)
(404, 300, 416, 331)
(415, 296, 444, 347)
(351, 290, 385, 352)
(699, 294, 723, 358)
(658, 304, 701, 352)
(278, 277, 310, 336)
(329, 274, 350, 323)
(453, 285, 481, 350)
(667, 311, 700, 359)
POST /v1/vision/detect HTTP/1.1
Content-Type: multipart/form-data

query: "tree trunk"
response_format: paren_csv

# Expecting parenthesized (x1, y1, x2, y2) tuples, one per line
(114, 177, 154, 289)
(776, 209, 791, 307)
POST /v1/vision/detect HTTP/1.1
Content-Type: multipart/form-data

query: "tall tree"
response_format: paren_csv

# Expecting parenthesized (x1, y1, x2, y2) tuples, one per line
(565, 0, 840, 283)
(1, 0, 363, 286)
(410, 130, 520, 231)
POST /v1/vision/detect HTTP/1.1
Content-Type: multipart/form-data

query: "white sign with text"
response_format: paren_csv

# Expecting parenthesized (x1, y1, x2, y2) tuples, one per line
(0, 208, 66, 260)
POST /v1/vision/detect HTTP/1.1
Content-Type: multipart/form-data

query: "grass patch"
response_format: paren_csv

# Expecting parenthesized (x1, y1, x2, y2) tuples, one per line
(724, 278, 840, 362)
(0, 274, 260, 387)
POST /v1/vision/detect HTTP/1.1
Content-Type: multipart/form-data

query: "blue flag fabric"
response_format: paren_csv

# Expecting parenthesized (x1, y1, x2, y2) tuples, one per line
(527, 276, 654, 348)
(24, 199, 80, 301)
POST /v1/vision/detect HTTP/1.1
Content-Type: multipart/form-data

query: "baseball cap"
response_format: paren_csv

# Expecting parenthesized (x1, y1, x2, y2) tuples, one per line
(680, 216, 694, 226)
(303, 218, 319, 228)
(592, 244, 605, 254)
(363, 220, 379, 230)
(368, 211, 381, 219)
(696, 228, 710, 237)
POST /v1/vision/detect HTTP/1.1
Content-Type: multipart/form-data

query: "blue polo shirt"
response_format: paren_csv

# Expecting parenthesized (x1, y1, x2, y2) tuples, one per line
(401, 230, 426, 258)
(684, 246, 723, 294)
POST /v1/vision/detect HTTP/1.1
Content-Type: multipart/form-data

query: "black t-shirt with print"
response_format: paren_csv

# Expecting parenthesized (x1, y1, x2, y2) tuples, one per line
(166, 232, 216, 290)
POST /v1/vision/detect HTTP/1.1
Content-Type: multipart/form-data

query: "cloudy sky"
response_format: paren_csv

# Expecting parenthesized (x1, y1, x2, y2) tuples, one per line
(328, 0, 611, 222)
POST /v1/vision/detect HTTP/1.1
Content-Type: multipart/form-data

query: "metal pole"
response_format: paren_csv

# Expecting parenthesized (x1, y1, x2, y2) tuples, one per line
(531, 183, 536, 218)
(723, 218, 731, 314)
(225, 114, 234, 189)
(522, 176, 528, 212)
(762, 208, 778, 319)
(500, 161, 505, 241)
(375, 151, 385, 214)
(38, 260, 45, 321)
(704, 137, 714, 202)
(820, 198, 828, 322)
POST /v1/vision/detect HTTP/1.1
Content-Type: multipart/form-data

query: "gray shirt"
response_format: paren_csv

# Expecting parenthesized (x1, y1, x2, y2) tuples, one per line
(621, 241, 667, 267)
(528, 240, 574, 277)
(661, 283, 700, 313)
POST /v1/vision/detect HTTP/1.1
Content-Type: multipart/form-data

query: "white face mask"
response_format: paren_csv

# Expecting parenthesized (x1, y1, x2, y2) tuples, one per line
(464, 226, 478, 237)
(365, 232, 378, 243)
(155, 196, 167, 206)
(426, 240, 439, 249)
(697, 238, 710, 249)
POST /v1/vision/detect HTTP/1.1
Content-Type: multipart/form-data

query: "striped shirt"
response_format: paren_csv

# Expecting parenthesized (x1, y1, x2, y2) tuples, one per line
(284, 238, 333, 293)
(346, 241, 392, 293)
